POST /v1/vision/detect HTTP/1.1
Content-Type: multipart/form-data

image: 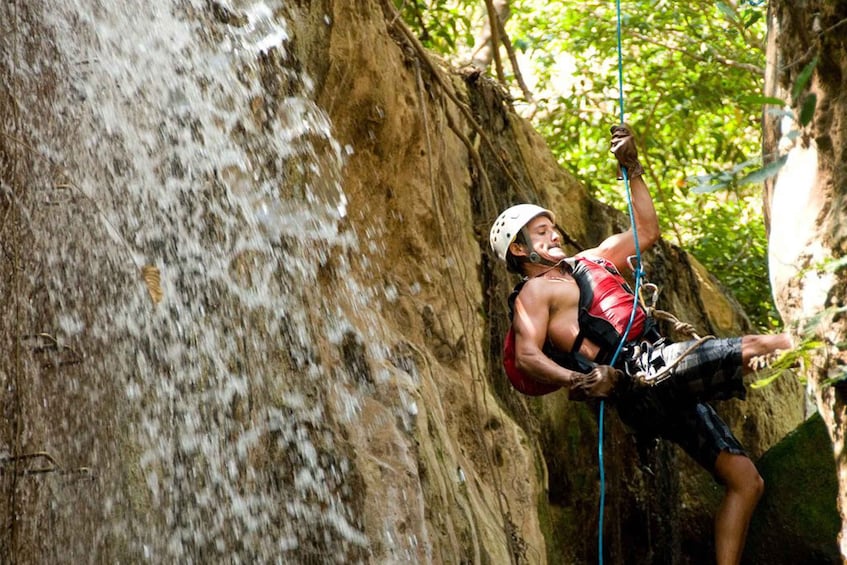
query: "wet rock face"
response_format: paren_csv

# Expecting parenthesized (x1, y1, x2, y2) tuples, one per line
(0, 1, 811, 563)
(1, 2, 366, 562)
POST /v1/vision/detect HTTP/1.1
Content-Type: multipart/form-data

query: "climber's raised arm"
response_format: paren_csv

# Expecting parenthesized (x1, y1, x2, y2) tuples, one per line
(580, 125, 659, 273)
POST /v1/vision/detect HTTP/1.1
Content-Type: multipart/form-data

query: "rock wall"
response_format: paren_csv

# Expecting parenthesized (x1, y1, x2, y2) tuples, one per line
(764, 0, 847, 559)
(292, 1, 807, 563)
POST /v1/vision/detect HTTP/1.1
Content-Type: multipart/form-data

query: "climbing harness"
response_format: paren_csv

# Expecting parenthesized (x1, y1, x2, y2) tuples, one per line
(617, 269, 716, 386)
(629, 308, 715, 386)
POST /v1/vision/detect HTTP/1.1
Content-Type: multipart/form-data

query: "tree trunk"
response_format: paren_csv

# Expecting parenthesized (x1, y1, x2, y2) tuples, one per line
(764, 0, 847, 558)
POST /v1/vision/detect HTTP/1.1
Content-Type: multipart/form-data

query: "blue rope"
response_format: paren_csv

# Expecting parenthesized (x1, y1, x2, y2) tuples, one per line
(598, 0, 645, 562)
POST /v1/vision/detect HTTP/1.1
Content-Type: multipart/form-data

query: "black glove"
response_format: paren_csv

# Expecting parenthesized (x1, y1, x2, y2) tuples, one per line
(578, 365, 623, 398)
(610, 124, 644, 180)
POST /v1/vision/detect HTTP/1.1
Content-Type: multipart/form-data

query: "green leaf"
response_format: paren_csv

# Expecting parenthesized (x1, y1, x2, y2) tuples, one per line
(691, 179, 730, 194)
(799, 93, 817, 126)
(823, 256, 847, 273)
(802, 306, 847, 336)
(744, 12, 762, 29)
(823, 367, 847, 387)
(736, 155, 788, 185)
(739, 94, 786, 106)
(792, 57, 818, 101)
(717, 2, 736, 21)
(749, 371, 784, 389)
(729, 157, 759, 174)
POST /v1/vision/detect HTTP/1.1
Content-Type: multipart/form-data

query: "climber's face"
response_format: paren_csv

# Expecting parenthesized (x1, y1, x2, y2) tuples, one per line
(521, 214, 565, 262)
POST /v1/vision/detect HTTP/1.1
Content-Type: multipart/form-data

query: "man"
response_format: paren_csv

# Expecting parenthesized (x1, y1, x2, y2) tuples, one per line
(489, 125, 792, 565)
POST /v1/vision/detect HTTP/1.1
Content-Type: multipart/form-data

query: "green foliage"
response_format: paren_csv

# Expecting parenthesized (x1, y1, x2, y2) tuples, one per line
(399, 0, 785, 330)
(393, 0, 478, 52)
(748, 305, 845, 390)
(684, 196, 782, 331)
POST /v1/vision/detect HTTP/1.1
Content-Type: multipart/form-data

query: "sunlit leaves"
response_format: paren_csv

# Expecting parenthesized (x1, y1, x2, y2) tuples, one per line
(393, 0, 477, 52)
(683, 198, 779, 330)
(743, 11, 763, 29)
(518, 2, 775, 329)
(397, 0, 779, 329)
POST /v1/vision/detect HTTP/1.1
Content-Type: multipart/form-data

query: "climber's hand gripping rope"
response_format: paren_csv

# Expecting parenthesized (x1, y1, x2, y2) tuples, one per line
(610, 124, 644, 180)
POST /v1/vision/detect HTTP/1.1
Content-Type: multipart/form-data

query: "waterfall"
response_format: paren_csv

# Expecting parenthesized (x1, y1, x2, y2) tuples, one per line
(0, 1, 383, 561)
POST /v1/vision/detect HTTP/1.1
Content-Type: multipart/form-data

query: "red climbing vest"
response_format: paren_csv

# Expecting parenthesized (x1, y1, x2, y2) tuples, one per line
(503, 256, 650, 396)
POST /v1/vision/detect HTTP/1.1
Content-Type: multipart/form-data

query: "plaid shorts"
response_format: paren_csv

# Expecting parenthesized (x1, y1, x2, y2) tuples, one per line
(614, 337, 747, 474)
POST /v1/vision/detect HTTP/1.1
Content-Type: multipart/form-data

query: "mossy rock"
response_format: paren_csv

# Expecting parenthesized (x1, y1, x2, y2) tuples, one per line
(745, 412, 839, 564)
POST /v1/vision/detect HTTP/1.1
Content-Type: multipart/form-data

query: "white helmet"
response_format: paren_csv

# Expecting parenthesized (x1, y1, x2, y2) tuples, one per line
(489, 204, 555, 261)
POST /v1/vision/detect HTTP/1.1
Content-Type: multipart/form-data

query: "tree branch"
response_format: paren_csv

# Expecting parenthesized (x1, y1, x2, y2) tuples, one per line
(482, 0, 506, 84)
(493, 4, 535, 110)
(470, 0, 509, 70)
(629, 30, 763, 75)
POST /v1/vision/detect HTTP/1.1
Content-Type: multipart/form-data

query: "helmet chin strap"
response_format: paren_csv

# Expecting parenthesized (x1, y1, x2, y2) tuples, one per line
(529, 250, 561, 267)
